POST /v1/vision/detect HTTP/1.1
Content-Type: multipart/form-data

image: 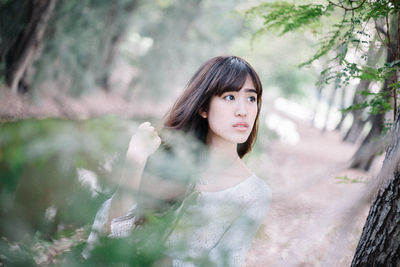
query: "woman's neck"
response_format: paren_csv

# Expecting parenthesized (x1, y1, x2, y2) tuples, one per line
(200, 143, 240, 177)
(197, 145, 251, 190)
(206, 133, 238, 159)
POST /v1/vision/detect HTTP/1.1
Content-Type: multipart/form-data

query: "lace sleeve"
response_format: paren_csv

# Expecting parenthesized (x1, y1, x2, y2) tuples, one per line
(109, 206, 138, 237)
(82, 196, 113, 259)
(82, 195, 138, 258)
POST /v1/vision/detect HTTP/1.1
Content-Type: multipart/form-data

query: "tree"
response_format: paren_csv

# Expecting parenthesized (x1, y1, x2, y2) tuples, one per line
(350, 37, 395, 170)
(343, 42, 383, 143)
(1, 0, 56, 94)
(351, 106, 400, 266)
(247, 0, 400, 263)
(32, 0, 141, 96)
(97, 1, 140, 92)
(342, 79, 371, 143)
(0, 0, 142, 97)
(247, 0, 399, 170)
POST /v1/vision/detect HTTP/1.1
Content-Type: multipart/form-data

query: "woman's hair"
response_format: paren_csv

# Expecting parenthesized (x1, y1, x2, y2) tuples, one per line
(163, 56, 263, 158)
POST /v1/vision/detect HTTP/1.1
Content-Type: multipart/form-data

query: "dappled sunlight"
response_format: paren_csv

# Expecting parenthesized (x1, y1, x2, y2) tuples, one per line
(77, 168, 101, 198)
(274, 97, 313, 121)
(265, 113, 300, 145)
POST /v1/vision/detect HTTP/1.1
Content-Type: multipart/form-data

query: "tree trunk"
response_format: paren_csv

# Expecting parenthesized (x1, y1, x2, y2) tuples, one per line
(349, 40, 394, 170)
(335, 87, 347, 131)
(322, 77, 339, 132)
(343, 40, 383, 143)
(350, 112, 385, 171)
(343, 80, 371, 143)
(311, 82, 324, 127)
(99, 0, 139, 92)
(343, 115, 367, 143)
(351, 107, 400, 266)
(5, 0, 56, 94)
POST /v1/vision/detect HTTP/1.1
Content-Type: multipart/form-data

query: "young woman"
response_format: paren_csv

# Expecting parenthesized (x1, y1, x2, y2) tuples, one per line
(87, 56, 271, 266)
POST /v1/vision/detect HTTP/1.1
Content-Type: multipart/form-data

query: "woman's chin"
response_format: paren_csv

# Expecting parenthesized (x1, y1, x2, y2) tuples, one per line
(232, 136, 250, 144)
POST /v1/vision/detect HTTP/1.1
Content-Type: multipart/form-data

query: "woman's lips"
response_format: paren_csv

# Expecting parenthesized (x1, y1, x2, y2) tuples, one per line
(232, 122, 249, 131)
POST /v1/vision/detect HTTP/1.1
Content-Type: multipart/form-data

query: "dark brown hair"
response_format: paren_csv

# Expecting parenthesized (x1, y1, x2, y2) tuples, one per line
(163, 56, 263, 158)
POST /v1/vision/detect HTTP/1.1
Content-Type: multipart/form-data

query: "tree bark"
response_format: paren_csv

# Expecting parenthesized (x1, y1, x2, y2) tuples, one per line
(351, 107, 400, 266)
(5, 0, 56, 94)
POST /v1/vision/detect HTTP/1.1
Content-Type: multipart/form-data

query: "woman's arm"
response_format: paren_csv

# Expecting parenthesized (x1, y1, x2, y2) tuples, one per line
(107, 122, 161, 230)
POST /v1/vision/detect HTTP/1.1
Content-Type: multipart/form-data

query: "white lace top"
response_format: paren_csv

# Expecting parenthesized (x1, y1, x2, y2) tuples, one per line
(84, 175, 270, 267)
(166, 174, 271, 267)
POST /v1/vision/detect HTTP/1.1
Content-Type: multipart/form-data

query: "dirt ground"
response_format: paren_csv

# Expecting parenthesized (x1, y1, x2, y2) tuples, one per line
(244, 111, 384, 267)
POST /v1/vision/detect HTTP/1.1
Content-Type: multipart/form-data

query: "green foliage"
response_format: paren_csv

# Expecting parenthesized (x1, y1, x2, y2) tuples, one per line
(300, 23, 341, 67)
(246, 1, 355, 69)
(246, 1, 400, 69)
(85, 213, 174, 266)
(0, 116, 212, 265)
(246, 2, 331, 35)
(0, 238, 38, 266)
(80, 193, 201, 266)
(342, 90, 392, 114)
(246, 0, 400, 120)
(335, 175, 366, 184)
(363, 1, 396, 20)
(382, 119, 393, 135)
(0, 117, 134, 261)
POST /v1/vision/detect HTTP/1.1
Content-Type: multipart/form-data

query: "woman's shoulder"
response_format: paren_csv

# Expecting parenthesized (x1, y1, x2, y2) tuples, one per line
(245, 174, 271, 205)
(250, 174, 271, 191)
(239, 162, 270, 196)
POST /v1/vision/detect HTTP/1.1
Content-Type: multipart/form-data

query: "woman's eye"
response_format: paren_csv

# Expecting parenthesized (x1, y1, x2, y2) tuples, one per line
(248, 96, 256, 102)
(223, 95, 235, 101)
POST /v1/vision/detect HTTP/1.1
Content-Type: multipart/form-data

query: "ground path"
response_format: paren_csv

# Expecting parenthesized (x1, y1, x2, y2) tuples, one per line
(245, 111, 383, 267)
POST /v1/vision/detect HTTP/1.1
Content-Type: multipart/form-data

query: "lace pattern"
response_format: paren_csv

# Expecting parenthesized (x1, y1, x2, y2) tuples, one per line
(166, 175, 271, 266)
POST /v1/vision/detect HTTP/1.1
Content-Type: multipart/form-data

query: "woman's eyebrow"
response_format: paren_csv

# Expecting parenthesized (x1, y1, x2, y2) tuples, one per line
(244, 89, 257, 93)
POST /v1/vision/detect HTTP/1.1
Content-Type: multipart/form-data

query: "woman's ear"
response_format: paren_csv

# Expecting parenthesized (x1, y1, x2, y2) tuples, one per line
(199, 109, 207, 118)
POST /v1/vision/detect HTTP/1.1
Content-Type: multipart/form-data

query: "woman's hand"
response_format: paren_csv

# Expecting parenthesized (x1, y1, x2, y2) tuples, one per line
(126, 122, 162, 164)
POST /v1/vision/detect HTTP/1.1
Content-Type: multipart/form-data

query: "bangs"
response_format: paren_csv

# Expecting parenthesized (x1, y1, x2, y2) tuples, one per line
(211, 57, 262, 97)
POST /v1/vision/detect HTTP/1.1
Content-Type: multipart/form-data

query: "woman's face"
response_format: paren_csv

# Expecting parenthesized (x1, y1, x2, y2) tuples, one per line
(201, 76, 258, 147)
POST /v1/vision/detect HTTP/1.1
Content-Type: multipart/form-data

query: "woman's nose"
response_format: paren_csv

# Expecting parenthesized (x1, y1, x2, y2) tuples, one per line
(235, 100, 247, 117)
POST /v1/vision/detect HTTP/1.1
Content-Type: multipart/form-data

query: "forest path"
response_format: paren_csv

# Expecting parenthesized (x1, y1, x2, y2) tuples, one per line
(245, 110, 384, 267)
